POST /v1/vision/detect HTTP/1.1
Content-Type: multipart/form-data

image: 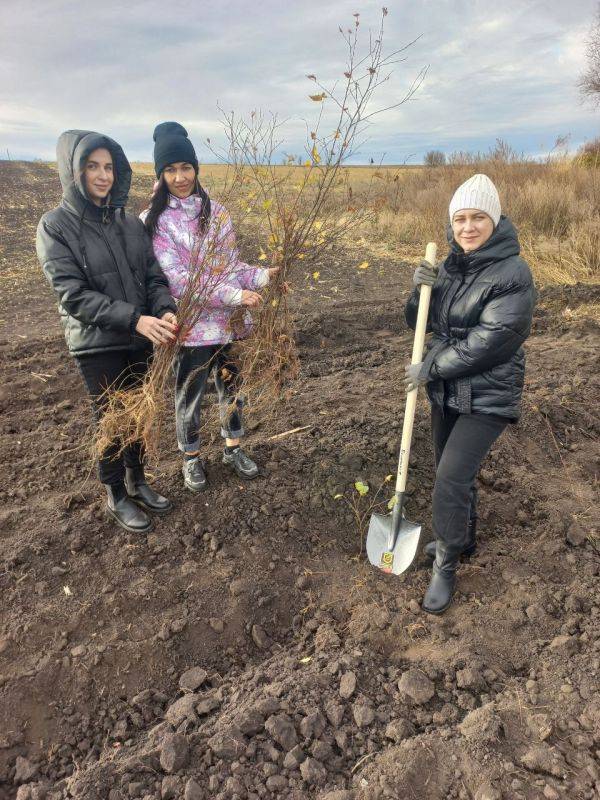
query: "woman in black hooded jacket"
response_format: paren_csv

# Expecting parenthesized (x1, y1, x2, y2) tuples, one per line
(404, 174, 536, 614)
(36, 130, 178, 533)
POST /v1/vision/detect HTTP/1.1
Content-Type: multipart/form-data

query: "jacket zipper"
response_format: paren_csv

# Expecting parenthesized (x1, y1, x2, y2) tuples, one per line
(98, 224, 129, 301)
(97, 223, 137, 343)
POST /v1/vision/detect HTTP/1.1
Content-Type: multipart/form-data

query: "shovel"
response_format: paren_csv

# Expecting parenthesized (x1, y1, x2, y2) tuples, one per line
(366, 242, 437, 576)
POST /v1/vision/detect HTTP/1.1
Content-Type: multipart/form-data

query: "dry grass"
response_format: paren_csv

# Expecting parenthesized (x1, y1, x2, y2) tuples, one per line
(361, 160, 599, 286)
(118, 158, 600, 290)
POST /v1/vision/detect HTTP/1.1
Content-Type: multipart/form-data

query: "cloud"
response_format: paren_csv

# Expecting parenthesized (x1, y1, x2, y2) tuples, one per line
(0, 0, 597, 162)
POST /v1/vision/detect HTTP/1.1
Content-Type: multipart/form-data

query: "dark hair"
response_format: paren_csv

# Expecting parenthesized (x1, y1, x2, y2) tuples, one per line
(144, 169, 211, 236)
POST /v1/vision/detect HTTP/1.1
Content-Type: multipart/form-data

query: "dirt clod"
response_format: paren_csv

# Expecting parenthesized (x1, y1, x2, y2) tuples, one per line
(520, 745, 566, 777)
(14, 757, 39, 785)
(299, 709, 327, 739)
(251, 624, 272, 649)
(339, 671, 357, 699)
(165, 695, 199, 727)
(160, 732, 190, 773)
(474, 783, 502, 800)
(160, 776, 180, 799)
(265, 713, 298, 751)
(179, 667, 208, 692)
(183, 778, 203, 800)
(208, 726, 246, 760)
(384, 718, 415, 742)
(397, 669, 435, 704)
(352, 702, 375, 728)
(300, 756, 328, 786)
(458, 703, 503, 743)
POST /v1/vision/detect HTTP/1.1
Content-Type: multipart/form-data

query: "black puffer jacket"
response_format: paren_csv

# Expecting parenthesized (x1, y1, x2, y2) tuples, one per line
(405, 216, 536, 420)
(36, 130, 176, 356)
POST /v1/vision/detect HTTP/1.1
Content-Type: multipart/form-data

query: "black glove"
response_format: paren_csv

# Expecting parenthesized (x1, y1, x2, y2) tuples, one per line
(412, 259, 437, 288)
(404, 362, 429, 392)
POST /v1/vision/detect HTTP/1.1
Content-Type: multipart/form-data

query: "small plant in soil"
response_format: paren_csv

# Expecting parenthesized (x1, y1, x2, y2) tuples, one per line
(335, 474, 397, 553)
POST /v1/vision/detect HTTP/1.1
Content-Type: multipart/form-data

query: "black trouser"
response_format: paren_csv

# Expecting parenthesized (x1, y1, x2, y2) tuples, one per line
(431, 406, 508, 557)
(75, 347, 152, 486)
(173, 344, 244, 454)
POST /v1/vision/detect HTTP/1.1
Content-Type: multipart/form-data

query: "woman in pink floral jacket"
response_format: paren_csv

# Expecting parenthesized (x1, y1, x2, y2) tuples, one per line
(141, 122, 276, 491)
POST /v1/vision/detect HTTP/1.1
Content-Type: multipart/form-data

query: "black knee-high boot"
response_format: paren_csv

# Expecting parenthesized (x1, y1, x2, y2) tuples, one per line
(125, 466, 172, 513)
(422, 542, 460, 615)
(105, 483, 152, 533)
(422, 515, 477, 560)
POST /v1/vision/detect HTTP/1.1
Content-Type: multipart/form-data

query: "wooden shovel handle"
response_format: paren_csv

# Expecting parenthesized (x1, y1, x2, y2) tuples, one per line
(395, 242, 437, 495)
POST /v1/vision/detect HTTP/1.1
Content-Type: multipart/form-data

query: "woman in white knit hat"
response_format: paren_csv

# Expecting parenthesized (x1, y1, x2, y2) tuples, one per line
(404, 173, 535, 614)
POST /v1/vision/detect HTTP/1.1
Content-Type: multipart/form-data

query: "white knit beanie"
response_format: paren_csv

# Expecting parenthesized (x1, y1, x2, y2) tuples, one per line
(448, 173, 501, 227)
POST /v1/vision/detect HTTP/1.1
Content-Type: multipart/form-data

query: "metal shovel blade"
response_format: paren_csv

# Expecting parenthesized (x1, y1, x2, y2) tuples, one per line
(366, 512, 421, 576)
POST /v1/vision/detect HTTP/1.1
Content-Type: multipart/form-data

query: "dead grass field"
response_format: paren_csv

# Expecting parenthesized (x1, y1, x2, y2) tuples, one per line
(32, 157, 598, 292)
(140, 159, 600, 287)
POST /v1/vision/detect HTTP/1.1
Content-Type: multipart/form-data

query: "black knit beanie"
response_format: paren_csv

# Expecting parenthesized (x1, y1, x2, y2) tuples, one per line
(153, 121, 198, 178)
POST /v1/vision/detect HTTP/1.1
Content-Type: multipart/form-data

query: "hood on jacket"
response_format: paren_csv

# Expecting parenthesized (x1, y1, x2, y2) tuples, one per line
(446, 215, 520, 274)
(56, 129, 132, 215)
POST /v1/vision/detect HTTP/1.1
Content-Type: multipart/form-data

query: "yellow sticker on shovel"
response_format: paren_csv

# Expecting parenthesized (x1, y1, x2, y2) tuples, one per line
(380, 552, 394, 572)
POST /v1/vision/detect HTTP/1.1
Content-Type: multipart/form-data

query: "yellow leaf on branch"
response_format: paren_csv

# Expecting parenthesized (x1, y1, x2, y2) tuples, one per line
(309, 93, 326, 102)
(262, 199, 273, 211)
(354, 480, 369, 496)
(312, 271, 320, 280)
(357, 261, 370, 270)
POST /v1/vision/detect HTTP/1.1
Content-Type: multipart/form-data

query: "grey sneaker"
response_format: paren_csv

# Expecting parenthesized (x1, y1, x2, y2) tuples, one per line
(222, 446, 259, 479)
(182, 457, 208, 492)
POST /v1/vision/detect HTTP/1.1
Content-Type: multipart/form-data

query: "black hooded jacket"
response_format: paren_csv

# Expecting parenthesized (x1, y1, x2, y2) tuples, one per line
(36, 130, 176, 356)
(405, 216, 536, 420)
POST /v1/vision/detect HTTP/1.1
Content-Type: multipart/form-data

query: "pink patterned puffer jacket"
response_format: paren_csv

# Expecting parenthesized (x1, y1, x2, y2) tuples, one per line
(141, 194, 269, 346)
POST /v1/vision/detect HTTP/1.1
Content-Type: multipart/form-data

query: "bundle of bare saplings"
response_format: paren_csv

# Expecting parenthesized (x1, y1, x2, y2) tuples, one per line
(95, 8, 427, 464)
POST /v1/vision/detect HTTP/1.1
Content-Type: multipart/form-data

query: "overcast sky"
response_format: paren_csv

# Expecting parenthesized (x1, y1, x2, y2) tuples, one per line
(0, 0, 597, 164)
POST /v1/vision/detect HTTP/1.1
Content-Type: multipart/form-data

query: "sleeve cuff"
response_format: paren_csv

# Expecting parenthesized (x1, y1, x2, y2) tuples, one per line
(254, 269, 270, 289)
(130, 309, 142, 333)
(223, 286, 243, 306)
(155, 302, 177, 318)
(420, 340, 446, 381)
(418, 360, 435, 382)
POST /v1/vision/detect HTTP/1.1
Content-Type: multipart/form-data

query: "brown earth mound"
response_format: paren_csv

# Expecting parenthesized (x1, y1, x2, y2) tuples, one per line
(0, 161, 598, 800)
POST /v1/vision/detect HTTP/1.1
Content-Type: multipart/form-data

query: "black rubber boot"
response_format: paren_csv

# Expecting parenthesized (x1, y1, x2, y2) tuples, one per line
(182, 456, 208, 493)
(105, 483, 152, 533)
(125, 467, 172, 513)
(423, 517, 477, 561)
(422, 543, 459, 615)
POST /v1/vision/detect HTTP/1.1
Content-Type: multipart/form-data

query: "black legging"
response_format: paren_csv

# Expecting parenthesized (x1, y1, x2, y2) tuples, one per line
(75, 346, 152, 485)
(431, 406, 508, 556)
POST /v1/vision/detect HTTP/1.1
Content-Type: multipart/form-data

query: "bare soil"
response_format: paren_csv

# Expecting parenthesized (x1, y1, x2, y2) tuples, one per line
(0, 161, 598, 800)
